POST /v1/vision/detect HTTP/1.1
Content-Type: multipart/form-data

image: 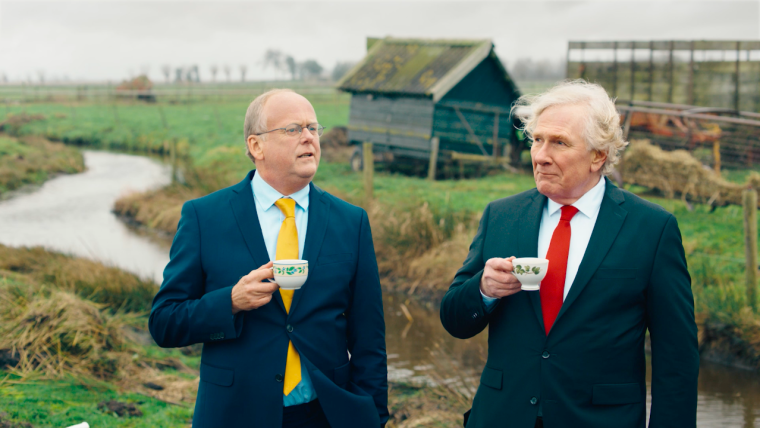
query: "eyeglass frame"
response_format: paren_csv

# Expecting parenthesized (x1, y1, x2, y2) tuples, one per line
(254, 123, 325, 137)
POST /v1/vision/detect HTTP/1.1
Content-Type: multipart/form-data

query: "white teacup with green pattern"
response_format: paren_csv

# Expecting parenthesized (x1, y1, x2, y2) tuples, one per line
(511, 258, 549, 291)
(272, 260, 309, 290)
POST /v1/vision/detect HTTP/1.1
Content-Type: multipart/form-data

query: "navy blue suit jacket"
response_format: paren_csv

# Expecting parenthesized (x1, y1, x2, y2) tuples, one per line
(441, 178, 698, 428)
(149, 170, 388, 427)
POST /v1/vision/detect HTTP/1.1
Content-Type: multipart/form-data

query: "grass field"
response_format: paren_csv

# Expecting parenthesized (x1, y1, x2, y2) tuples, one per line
(2, 86, 760, 349)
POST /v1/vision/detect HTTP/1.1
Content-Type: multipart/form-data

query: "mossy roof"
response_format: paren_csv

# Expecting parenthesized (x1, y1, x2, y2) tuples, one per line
(337, 37, 499, 102)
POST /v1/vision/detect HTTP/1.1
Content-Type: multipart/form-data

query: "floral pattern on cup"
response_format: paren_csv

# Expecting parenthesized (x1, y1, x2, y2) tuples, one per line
(273, 265, 308, 276)
(514, 265, 541, 275)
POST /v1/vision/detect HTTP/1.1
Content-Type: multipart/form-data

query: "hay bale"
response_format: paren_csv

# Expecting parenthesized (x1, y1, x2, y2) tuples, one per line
(620, 140, 759, 207)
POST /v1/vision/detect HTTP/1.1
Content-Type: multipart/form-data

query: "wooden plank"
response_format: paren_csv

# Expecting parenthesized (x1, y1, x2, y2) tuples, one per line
(735, 41, 741, 111)
(428, 137, 439, 180)
(453, 106, 489, 156)
(363, 142, 373, 205)
(616, 105, 760, 127)
(744, 188, 758, 313)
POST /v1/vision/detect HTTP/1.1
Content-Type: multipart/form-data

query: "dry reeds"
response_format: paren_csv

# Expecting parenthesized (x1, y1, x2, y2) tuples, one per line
(0, 244, 157, 313)
(369, 202, 477, 300)
(621, 139, 760, 207)
(0, 281, 135, 378)
(114, 183, 202, 235)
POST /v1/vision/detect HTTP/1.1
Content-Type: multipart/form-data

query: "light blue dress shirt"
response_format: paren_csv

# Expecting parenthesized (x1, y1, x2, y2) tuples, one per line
(251, 171, 317, 406)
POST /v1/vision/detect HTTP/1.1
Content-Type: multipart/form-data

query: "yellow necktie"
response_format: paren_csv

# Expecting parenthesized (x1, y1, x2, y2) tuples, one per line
(274, 198, 301, 396)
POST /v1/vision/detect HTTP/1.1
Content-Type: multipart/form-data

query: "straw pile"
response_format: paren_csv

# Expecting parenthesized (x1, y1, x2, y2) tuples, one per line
(620, 140, 760, 207)
(0, 245, 198, 405)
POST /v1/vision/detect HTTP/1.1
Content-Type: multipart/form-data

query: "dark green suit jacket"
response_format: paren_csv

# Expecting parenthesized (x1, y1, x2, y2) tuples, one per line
(440, 178, 698, 428)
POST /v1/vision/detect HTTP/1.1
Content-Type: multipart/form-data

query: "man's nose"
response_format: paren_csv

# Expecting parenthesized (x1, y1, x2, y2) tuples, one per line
(299, 127, 315, 143)
(532, 143, 551, 164)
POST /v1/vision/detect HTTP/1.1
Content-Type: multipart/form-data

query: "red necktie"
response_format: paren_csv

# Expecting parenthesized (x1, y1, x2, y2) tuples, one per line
(541, 205, 579, 335)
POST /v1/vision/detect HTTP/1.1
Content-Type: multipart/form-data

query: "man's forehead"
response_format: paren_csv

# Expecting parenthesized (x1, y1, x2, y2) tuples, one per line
(266, 93, 316, 120)
(534, 106, 585, 139)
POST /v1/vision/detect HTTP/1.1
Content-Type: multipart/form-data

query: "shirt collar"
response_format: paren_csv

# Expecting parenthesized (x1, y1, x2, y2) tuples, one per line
(546, 176, 606, 219)
(252, 170, 310, 211)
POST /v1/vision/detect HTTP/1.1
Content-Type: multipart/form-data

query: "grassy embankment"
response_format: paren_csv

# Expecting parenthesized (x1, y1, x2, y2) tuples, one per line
(0, 115, 84, 196)
(0, 244, 467, 427)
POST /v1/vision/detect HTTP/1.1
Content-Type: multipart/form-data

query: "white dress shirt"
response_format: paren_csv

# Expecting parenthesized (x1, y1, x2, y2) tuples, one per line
(482, 177, 606, 305)
(250, 171, 316, 406)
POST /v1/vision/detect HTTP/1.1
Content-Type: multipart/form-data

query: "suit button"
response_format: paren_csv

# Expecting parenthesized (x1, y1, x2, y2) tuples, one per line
(542, 351, 550, 359)
(472, 313, 478, 319)
(530, 397, 538, 405)
(286, 324, 294, 333)
(275, 374, 283, 382)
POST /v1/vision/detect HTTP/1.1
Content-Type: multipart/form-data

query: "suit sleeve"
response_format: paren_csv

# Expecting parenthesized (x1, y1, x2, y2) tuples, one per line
(149, 200, 244, 348)
(646, 214, 699, 427)
(440, 203, 495, 339)
(347, 209, 389, 425)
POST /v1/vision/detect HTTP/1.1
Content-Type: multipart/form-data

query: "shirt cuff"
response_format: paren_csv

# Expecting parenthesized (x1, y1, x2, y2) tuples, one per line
(480, 289, 499, 311)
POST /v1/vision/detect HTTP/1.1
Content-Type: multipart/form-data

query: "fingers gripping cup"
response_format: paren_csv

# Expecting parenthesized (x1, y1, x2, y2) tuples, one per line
(511, 258, 549, 291)
(272, 260, 309, 290)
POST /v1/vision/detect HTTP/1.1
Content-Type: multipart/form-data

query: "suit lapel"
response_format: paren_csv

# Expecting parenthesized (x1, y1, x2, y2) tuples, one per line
(518, 190, 547, 331)
(288, 183, 331, 315)
(553, 178, 627, 328)
(229, 170, 285, 312)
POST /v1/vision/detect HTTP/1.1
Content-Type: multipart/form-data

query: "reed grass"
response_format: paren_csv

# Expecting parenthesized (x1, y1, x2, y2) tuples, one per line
(0, 245, 157, 313)
(0, 132, 84, 195)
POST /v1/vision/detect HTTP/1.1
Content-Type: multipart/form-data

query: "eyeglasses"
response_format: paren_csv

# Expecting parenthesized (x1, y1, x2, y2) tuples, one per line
(255, 123, 325, 137)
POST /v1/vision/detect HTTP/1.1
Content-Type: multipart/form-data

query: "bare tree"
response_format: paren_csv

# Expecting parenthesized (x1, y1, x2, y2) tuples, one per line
(285, 56, 297, 80)
(262, 49, 285, 79)
(210, 65, 218, 82)
(240, 65, 247, 82)
(37, 70, 45, 85)
(223, 65, 232, 82)
(162, 65, 172, 84)
(299, 60, 323, 80)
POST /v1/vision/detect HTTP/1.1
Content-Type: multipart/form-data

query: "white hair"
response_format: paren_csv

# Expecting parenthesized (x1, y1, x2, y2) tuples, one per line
(511, 79, 628, 175)
(243, 88, 295, 162)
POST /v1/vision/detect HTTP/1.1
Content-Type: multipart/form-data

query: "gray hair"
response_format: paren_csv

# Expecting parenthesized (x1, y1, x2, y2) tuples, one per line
(511, 79, 628, 175)
(243, 88, 295, 161)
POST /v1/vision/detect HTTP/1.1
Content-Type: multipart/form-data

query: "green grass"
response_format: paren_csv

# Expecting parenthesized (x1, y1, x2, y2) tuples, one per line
(4, 92, 760, 328)
(0, 134, 84, 195)
(0, 373, 194, 428)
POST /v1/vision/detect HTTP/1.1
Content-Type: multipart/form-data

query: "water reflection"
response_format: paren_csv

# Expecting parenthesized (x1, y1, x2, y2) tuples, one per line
(0, 150, 171, 283)
(387, 295, 760, 427)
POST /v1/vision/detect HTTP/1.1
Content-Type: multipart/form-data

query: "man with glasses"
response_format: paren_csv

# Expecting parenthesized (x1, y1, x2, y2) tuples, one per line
(150, 89, 388, 428)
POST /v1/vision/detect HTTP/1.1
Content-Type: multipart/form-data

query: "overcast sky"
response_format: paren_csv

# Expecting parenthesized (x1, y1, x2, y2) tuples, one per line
(0, 0, 758, 83)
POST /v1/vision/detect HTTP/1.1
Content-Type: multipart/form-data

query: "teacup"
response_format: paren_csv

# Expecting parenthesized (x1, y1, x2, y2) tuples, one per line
(511, 258, 549, 291)
(272, 259, 309, 290)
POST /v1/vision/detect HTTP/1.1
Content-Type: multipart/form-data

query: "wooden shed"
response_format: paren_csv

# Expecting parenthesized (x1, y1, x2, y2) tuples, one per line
(337, 37, 523, 174)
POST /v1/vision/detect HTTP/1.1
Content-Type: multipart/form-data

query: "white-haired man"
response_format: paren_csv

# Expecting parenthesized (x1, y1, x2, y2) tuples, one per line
(441, 80, 698, 428)
(150, 89, 388, 428)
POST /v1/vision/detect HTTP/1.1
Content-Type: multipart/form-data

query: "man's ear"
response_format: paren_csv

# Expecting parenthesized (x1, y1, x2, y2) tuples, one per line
(247, 135, 264, 162)
(590, 149, 607, 172)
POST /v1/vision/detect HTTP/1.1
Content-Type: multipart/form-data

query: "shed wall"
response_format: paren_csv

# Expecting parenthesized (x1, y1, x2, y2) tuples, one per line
(347, 94, 434, 152)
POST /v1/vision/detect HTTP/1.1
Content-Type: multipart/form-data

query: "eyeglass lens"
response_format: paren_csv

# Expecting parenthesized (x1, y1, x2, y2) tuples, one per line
(284, 124, 324, 137)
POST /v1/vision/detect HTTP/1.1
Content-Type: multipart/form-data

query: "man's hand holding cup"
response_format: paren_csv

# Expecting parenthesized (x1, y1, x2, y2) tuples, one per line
(480, 256, 522, 299)
(231, 261, 278, 314)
